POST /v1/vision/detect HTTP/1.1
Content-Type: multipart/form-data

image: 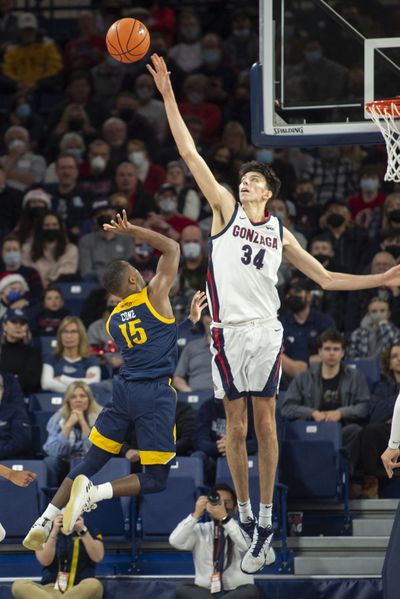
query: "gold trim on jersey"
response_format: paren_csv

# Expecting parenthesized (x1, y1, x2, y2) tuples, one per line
(144, 287, 175, 324)
(89, 427, 122, 454)
(105, 287, 175, 333)
(139, 450, 176, 465)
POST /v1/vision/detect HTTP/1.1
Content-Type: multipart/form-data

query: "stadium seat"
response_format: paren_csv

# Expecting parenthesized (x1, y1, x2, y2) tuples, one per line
(30, 410, 54, 457)
(0, 479, 40, 541)
(177, 389, 214, 410)
(56, 281, 101, 316)
(343, 358, 381, 392)
(138, 456, 204, 541)
(29, 392, 64, 413)
(32, 336, 57, 360)
(176, 319, 203, 355)
(0, 459, 48, 518)
(71, 457, 132, 542)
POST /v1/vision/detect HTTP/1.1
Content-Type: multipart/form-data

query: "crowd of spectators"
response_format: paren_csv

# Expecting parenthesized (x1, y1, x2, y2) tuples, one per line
(1, 0, 400, 504)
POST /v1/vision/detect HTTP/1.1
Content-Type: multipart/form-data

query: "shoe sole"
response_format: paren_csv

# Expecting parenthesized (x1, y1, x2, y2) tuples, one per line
(240, 545, 276, 574)
(22, 529, 47, 551)
(63, 475, 88, 534)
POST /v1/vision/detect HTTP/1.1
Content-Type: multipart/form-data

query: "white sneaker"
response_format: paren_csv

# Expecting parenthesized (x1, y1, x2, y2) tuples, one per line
(239, 517, 257, 548)
(240, 525, 275, 574)
(63, 475, 97, 534)
(23, 517, 52, 550)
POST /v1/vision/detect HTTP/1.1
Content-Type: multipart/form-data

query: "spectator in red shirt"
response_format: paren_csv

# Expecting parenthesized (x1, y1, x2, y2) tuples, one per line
(126, 138, 165, 195)
(145, 183, 196, 241)
(348, 166, 386, 229)
(113, 162, 154, 219)
(178, 74, 222, 146)
(63, 10, 105, 72)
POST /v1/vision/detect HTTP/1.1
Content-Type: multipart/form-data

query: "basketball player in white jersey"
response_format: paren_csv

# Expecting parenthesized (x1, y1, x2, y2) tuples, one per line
(147, 53, 400, 574)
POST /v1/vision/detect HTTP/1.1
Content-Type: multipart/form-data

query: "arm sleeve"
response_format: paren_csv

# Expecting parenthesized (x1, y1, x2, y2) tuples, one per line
(41, 363, 68, 393)
(174, 346, 190, 378)
(223, 519, 249, 553)
(168, 515, 198, 551)
(59, 365, 101, 387)
(389, 392, 400, 449)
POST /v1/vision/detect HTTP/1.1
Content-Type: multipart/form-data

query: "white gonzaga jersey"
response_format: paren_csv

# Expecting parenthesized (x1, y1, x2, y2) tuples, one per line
(207, 203, 283, 324)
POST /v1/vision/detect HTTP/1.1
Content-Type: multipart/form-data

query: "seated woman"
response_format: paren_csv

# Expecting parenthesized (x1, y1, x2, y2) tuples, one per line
(41, 316, 101, 393)
(43, 381, 103, 486)
(21, 211, 78, 287)
(353, 342, 400, 499)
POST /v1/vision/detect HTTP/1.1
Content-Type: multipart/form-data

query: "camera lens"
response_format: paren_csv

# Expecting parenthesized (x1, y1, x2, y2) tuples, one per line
(207, 490, 220, 506)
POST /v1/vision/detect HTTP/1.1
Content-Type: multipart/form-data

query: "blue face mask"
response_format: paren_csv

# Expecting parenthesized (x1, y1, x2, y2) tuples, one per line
(256, 149, 274, 164)
(65, 148, 82, 161)
(304, 50, 322, 63)
(6, 290, 23, 303)
(202, 49, 220, 64)
(16, 103, 31, 119)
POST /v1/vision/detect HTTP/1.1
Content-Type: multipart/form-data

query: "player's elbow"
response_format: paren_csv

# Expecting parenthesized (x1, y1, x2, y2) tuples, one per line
(319, 271, 334, 291)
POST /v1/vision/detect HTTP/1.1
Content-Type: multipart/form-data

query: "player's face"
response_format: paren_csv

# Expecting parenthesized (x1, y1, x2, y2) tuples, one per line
(239, 171, 271, 205)
(319, 342, 344, 367)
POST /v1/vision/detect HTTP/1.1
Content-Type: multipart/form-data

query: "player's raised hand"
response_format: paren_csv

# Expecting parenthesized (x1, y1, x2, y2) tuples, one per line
(189, 291, 208, 324)
(8, 469, 36, 487)
(382, 264, 400, 287)
(103, 209, 134, 235)
(146, 54, 172, 97)
(381, 447, 400, 478)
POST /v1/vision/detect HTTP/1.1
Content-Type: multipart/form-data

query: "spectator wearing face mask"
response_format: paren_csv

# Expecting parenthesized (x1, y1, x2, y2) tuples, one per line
(21, 211, 78, 288)
(0, 273, 30, 320)
(179, 74, 222, 146)
(168, 11, 203, 73)
(126, 138, 165, 195)
(129, 242, 159, 285)
(0, 234, 43, 303)
(269, 198, 306, 286)
(111, 92, 157, 158)
(79, 139, 113, 196)
(194, 33, 237, 108)
(79, 198, 133, 283)
(0, 125, 46, 192)
(145, 183, 197, 241)
(347, 297, 400, 359)
(180, 225, 207, 293)
(4, 92, 44, 151)
(166, 161, 201, 221)
(348, 167, 386, 230)
(292, 177, 323, 239)
(134, 73, 168, 144)
(302, 146, 357, 206)
(0, 166, 24, 241)
(14, 187, 51, 245)
(367, 193, 400, 251)
(112, 161, 154, 219)
(223, 11, 258, 72)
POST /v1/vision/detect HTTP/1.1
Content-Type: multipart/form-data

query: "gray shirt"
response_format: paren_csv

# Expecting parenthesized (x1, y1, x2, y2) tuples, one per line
(79, 231, 134, 281)
(174, 336, 213, 390)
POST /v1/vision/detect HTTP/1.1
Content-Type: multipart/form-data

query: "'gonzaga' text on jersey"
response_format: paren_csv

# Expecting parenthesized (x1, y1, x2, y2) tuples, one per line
(207, 204, 283, 324)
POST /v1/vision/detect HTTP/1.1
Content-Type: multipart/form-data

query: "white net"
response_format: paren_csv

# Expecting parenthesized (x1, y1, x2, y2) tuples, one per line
(366, 101, 400, 182)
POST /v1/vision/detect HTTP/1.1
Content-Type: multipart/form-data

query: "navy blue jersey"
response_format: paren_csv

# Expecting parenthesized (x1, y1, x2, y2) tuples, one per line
(106, 287, 177, 380)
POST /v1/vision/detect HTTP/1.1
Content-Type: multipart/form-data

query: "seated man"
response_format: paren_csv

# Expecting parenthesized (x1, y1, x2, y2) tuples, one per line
(169, 483, 261, 599)
(12, 514, 103, 599)
(281, 329, 370, 465)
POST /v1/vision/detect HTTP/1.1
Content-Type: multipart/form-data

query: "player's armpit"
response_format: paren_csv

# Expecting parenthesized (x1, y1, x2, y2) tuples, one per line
(282, 227, 331, 288)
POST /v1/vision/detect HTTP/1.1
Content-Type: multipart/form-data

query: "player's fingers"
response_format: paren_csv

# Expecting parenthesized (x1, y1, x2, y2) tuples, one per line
(146, 64, 156, 77)
(122, 209, 128, 224)
(392, 462, 400, 469)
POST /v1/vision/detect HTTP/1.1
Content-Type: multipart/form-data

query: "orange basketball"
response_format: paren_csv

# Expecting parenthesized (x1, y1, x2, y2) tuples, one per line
(106, 18, 150, 64)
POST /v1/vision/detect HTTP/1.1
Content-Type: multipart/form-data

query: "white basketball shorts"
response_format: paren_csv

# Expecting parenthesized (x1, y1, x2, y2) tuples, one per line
(210, 319, 283, 400)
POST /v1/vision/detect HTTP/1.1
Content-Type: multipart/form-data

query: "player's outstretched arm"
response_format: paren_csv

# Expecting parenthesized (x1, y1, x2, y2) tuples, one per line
(146, 54, 235, 217)
(283, 227, 400, 291)
(0, 464, 36, 486)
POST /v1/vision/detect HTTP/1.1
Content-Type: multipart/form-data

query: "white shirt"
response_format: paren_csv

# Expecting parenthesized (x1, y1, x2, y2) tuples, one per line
(169, 514, 254, 590)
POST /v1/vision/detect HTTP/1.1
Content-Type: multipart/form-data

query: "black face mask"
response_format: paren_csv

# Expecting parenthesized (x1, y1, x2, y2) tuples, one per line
(388, 209, 400, 223)
(296, 192, 314, 206)
(326, 213, 345, 228)
(118, 108, 135, 123)
(96, 215, 110, 228)
(69, 118, 84, 131)
(28, 206, 46, 219)
(43, 229, 60, 242)
(385, 245, 400, 259)
(286, 295, 306, 313)
(313, 253, 330, 265)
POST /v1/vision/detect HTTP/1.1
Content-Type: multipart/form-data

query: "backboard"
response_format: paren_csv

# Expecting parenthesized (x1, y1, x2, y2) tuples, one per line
(252, 0, 400, 147)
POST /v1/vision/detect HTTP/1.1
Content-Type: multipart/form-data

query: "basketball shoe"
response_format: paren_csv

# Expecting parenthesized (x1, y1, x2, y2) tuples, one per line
(240, 524, 276, 574)
(23, 517, 53, 551)
(63, 475, 98, 534)
(239, 517, 257, 548)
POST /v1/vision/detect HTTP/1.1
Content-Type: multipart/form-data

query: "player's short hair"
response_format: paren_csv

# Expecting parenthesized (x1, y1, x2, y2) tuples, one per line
(239, 161, 281, 200)
(317, 329, 346, 350)
(102, 260, 130, 296)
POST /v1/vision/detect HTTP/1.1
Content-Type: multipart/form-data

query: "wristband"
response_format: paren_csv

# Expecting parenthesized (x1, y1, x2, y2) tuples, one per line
(77, 526, 88, 537)
(221, 514, 232, 525)
(388, 440, 400, 449)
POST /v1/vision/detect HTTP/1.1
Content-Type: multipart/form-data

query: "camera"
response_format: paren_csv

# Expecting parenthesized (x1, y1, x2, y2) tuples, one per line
(207, 490, 221, 506)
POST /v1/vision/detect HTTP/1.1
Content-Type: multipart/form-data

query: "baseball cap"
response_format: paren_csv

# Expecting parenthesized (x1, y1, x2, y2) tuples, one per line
(18, 13, 38, 30)
(156, 183, 177, 198)
(91, 198, 114, 214)
(4, 309, 28, 323)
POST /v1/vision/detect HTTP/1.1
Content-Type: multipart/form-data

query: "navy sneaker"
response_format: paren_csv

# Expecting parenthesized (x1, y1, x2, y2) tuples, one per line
(239, 517, 257, 548)
(240, 524, 275, 573)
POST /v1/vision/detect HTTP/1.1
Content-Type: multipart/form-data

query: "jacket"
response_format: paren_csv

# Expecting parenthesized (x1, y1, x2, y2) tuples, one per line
(43, 411, 92, 459)
(369, 376, 400, 424)
(281, 362, 370, 423)
(0, 373, 32, 458)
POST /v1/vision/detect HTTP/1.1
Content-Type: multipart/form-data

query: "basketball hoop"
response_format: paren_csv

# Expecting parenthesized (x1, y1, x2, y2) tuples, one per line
(365, 99, 400, 182)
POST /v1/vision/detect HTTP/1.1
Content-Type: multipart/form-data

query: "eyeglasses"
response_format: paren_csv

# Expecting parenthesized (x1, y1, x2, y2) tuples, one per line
(61, 329, 79, 335)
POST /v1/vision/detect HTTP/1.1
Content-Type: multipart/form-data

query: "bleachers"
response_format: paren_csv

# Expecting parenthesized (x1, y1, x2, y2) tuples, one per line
(177, 389, 214, 410)
(343, 358, 381, 392)
(55, 282, 101, 316)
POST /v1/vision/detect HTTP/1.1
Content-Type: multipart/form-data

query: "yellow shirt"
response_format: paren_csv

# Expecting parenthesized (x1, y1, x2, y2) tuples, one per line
(3, 39, 62, 85)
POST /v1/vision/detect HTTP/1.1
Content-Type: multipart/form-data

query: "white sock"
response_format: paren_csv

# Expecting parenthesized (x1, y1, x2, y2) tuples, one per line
(0, 522, 6, 542)
(95, 482, 113, 501)
(42, 503, 61, 521)
(238, 499, 254, 523)
(258, 503, 273, 528)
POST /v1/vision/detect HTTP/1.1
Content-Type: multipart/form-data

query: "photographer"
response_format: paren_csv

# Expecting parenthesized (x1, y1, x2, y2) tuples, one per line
(169, 484, 260, 598)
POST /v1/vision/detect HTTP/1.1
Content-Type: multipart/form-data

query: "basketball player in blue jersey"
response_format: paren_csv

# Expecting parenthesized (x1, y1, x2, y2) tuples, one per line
(23, 212, 180, 551)
(147, 53, 400, 574)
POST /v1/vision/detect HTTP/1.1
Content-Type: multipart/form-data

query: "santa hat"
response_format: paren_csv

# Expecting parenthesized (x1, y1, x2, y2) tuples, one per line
(0, 274, 29, 294)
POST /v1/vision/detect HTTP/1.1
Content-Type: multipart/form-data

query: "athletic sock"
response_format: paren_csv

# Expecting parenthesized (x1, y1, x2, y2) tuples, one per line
(42, 504, 61, 521)
(238, 499, 254, 523)
(95, 482, 113, 502)
(258, 503, 273, 528)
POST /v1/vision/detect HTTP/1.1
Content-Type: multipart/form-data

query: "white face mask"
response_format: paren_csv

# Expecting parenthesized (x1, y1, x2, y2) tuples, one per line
(369, 310, 388, 324)
(182, 242, 202, 260)
(90, 155, 106, 172)
(129, 151, 147, 167)
(158, 198, 177, 214)
(8, 139, 26, 152)
(360, 178, 379, 192)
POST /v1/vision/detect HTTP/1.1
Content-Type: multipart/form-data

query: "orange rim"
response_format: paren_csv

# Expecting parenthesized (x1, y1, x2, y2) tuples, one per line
(365, 99, 400, 117)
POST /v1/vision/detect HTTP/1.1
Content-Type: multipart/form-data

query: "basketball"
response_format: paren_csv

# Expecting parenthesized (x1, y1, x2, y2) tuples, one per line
(106, 18, 150, 64)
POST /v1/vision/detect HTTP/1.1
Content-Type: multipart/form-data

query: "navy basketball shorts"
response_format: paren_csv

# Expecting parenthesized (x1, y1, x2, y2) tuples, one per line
(89, 375, 177, 465)
(210, 319, 283, 400)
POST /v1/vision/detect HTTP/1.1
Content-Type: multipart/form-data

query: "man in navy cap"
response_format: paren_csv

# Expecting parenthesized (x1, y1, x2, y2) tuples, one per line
(78, 198, 134, 283)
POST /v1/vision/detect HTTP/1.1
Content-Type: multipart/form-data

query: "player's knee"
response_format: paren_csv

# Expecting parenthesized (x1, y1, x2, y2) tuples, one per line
(68, 445, 112, 480)
(227, 422, 247, 443)
(138, 465, 170, 494)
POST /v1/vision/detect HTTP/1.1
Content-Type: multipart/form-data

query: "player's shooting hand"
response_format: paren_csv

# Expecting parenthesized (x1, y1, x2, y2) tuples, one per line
(381, 447, 400, 478)
(8, 469, 36, 487)
(189, 291, 208, 324)
(103, 210, 134, 235)
(146, 54, 172, 97)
